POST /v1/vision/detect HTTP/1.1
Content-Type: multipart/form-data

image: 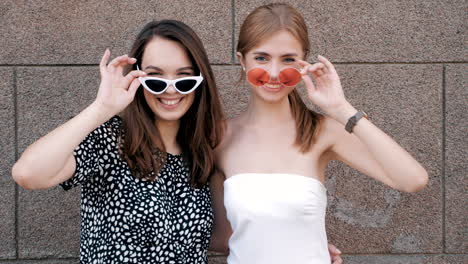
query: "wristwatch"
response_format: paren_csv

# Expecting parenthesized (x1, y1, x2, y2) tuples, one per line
(345, 111, 368, 133)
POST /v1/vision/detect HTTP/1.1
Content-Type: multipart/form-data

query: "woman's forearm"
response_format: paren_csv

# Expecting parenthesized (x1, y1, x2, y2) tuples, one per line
(12, 102, 113, 189)
(334, 104, 428, 192)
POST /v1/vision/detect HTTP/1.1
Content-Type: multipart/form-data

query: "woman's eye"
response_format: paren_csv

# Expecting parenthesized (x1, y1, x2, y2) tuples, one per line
(178, 72, 192, 76)
(284, 57, 296, 63)
(148, 72, 162, 76)
(254, 56, 267, 62)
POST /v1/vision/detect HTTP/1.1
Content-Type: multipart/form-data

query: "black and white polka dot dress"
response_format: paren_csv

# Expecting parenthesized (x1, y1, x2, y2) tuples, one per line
(60, 116, 213, 264)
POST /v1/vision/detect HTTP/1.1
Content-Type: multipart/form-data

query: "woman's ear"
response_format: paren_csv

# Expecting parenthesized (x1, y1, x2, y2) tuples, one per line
(237, 52, 246, 71)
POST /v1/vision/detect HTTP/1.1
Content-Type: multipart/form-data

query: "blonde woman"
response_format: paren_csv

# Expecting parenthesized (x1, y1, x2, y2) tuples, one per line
(210, 3, 428, 264)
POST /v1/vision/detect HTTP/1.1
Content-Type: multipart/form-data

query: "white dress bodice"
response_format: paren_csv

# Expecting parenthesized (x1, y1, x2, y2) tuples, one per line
(224, 173, 330, 264)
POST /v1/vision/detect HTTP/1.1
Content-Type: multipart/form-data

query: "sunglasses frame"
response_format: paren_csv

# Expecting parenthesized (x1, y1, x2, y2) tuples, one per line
(136, 65, 204, 95)
(246, 66, 303, 88)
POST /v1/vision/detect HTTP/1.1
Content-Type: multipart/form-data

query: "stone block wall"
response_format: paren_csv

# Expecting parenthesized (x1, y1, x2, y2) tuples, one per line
(0, 1, 466, 263)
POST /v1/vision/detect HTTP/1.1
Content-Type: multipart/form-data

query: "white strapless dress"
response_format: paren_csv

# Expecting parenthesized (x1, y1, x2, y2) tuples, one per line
(224, 173, 330, 264)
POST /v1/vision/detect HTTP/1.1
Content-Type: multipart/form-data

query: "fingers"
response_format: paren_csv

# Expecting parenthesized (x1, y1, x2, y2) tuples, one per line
(309, 62, 327, 75)
(124, 70, 146, 83)
(318, 55, 337, 74)
(99, 49, 111, 75)
(299, 59, 327, 77)
(127, 78, 142, 101)
(297, 59, 310, 68)
(328, 243, 342, 255)
(331, 255, 343, 264)
(108, 55, 136, 73)
(328, 243, 343, 264)
(121, 70, 146, 90)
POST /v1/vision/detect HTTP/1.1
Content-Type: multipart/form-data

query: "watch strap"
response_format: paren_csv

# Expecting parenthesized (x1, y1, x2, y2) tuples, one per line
(345, 111, 367, 133)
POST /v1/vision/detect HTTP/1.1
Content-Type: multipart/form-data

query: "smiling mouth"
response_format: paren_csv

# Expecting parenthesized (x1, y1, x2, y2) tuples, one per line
(158, 98, 183, 105)
(264, 83, 282, 89)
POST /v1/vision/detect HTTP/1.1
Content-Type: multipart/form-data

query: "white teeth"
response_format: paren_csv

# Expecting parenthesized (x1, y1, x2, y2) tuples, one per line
(265, 84, 281, 89)
(160, 98, 181, 105)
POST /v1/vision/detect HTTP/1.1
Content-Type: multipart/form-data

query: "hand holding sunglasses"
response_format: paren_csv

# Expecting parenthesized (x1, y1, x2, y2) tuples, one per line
(137, 65, 203, 95)
(95, 49, 147, 117)
(299, 55, 350, 119)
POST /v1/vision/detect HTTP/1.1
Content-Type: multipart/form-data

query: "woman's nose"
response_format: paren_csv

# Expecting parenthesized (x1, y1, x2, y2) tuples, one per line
(165, 83, 177, 94)
(268, 63, 281, 80)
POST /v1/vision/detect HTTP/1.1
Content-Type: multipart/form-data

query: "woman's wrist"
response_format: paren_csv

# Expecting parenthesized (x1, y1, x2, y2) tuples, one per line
(328, 103, 357, 126)
(87, 101, 117, 124)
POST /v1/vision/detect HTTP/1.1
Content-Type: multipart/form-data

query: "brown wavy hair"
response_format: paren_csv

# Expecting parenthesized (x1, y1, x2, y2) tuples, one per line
(120, 20, 224, 187)
(237, 3, 321, 152)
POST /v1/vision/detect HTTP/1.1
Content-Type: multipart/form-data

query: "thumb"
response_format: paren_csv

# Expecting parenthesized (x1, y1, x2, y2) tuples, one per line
(126, 78, 141, 101)
(123, 70, 145, 90)
(302, 74, 316, 94)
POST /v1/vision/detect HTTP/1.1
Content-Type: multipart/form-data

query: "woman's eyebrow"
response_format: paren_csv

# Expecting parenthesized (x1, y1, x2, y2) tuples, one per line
(144, 65, 163, 71)
(177, 66, 194, 71)
(281, 53, 298, 57)
(252, 51, 270, 56)
(252, 51, 298, 57)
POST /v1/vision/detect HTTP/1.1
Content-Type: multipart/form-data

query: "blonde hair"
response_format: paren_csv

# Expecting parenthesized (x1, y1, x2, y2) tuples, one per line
(237, 3, 321, 152)
(237, 3, 310, 58)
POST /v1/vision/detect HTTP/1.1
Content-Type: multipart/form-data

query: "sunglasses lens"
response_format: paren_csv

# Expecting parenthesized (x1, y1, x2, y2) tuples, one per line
(145, 80, 167, 93)
(279, 68, 302, 87)
(175, 79, 198, 93)
(247, 68, 269, 86)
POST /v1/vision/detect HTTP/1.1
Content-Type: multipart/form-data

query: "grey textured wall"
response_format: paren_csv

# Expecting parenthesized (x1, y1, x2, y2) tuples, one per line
(1, 0, 466, 263)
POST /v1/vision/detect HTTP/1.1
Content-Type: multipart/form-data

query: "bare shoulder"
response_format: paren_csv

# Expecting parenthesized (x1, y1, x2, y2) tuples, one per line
(215, 117, 242, 153)
(214, 116, 245, 177)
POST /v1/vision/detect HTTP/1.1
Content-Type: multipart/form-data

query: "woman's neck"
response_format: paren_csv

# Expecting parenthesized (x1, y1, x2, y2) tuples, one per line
(155, 119, 181, 154)
(243, 94, 294, 128)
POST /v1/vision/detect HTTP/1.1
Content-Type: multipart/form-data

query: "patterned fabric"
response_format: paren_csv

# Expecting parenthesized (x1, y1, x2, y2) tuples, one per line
(61, 116, 213, 263)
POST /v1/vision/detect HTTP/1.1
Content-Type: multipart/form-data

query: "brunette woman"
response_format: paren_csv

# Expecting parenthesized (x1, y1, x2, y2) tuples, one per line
(13, 20, 224, 263)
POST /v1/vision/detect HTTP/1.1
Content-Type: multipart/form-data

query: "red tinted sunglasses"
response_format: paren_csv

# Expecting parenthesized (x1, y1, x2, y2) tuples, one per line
(247, 67, 302, 87)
